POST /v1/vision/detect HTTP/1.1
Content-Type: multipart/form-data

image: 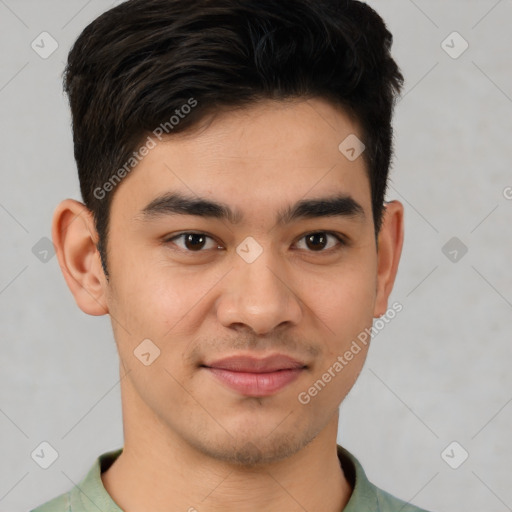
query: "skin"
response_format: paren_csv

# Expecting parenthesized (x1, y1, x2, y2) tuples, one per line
(52, 98, 404, 512)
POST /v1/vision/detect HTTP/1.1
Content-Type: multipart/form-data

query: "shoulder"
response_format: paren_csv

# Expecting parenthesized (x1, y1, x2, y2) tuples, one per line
(337, 445, 434, 512)
(373, 485, 432, 512)
(30, 491, 71, 512)
(29, 448, 123, 512)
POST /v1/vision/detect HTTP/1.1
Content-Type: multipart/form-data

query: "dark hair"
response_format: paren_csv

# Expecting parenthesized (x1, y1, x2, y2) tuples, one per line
(64, 0, 404, 277)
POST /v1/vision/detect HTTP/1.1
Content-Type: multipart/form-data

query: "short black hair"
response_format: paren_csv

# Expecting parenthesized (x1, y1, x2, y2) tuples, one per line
(63, 0, 404, 277)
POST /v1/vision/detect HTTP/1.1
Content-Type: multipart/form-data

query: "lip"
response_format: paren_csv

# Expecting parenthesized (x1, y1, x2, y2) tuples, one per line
(202, 354, 307, 397)
(204, 354, 307, 372)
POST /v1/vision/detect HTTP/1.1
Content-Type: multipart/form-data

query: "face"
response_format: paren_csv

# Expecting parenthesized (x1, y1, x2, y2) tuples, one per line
(97, 98, 393, 465)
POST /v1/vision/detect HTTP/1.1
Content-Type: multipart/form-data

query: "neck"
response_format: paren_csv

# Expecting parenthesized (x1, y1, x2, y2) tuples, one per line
(102, 369, 352, 512)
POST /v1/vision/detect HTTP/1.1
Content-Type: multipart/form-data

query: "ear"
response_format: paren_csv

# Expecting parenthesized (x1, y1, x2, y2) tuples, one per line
(373, 200, 404, 317)
(52, 199, 109, 316)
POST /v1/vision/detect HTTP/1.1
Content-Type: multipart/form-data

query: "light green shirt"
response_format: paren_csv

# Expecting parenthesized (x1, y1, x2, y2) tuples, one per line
(31, 445, 432, 512)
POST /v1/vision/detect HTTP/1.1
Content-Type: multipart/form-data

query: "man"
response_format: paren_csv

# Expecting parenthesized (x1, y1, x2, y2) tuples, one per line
(32, 0, 432, 510)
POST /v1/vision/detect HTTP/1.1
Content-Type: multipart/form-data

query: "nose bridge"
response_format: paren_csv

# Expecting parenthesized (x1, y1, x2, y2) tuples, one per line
(216, 241, 303, 334)
(240, 249, 282, 300)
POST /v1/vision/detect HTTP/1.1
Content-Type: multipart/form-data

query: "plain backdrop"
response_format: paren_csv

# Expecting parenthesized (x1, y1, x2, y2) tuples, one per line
(1, 1, 511, 511)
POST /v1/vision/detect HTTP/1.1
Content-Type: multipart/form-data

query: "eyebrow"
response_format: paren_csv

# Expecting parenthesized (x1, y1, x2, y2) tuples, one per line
(138, 192, 366, 225)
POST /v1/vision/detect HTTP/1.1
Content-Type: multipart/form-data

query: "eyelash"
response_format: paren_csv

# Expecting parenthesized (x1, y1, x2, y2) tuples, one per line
(164, 231, 348, 254)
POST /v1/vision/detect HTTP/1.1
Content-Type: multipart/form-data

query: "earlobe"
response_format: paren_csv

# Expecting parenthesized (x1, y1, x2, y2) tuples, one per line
(373, 200, 404, 318)
(51, 199, 109, 316)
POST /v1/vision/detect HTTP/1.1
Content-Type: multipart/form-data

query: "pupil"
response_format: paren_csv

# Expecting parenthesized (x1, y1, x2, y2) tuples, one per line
(306, 233, 326, 251)
(185, 234, 205, 250)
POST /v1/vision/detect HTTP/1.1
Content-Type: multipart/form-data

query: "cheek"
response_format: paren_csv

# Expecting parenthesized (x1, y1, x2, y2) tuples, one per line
(298, 259, 377, 333)
(298, 279, 374, 411)
(108, 250, 225, 345)
(296, 258, 377, 392)
(115, 273, 194, 338)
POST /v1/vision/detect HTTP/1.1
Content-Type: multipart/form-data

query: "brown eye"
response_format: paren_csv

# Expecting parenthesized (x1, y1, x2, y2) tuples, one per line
(305, 233, 327, 251)
(167, 233, 219, 252)
(295, 232, 345, 252)
(184, 233, 207, 251)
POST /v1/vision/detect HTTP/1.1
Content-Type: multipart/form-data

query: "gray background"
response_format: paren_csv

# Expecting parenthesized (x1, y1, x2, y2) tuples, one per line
(1, 1, 511, 511)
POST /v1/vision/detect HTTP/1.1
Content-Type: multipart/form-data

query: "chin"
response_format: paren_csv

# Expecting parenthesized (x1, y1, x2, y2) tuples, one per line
(187, 420, 320, 467)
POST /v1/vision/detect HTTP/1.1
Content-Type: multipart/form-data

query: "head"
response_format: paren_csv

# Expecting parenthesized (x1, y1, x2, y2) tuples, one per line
(54, 0, 405, 465)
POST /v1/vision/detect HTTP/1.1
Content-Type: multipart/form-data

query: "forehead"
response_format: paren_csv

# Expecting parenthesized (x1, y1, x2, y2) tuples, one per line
(110, 98, 371, 221)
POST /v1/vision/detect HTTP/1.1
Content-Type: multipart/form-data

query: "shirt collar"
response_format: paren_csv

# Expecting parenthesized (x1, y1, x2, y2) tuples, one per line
(69, 448, 123, 512)
(337, 445, 380, 511)
(70, 445, 379, 511)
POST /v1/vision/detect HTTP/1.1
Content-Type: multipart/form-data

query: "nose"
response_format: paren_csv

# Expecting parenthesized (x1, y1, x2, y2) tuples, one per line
(215, 248, 303, 336)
